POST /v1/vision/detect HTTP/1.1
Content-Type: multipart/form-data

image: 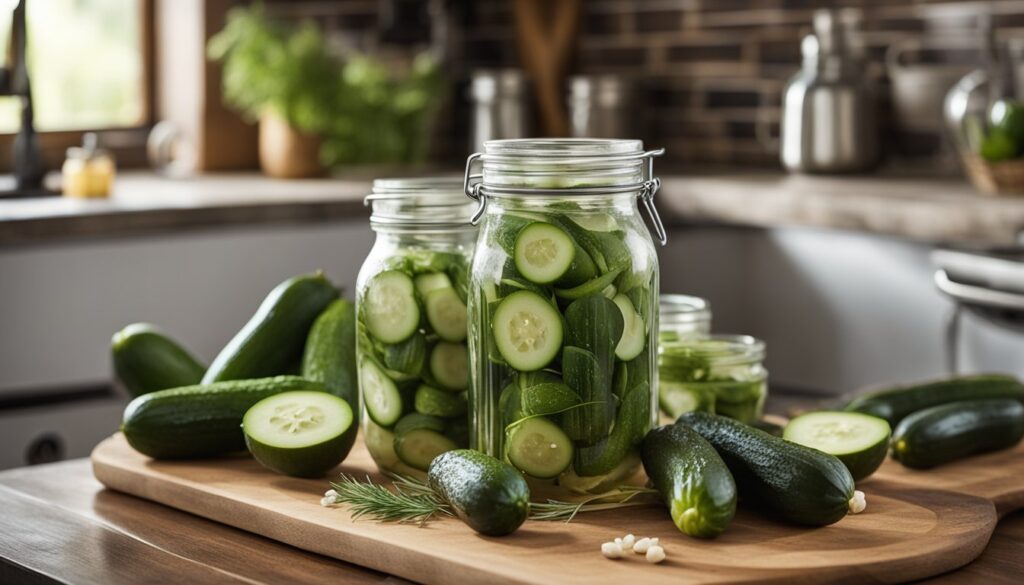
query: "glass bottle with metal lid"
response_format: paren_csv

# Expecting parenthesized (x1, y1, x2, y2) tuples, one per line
(464, 138, 666, 495)
(356, 177, 477, 478)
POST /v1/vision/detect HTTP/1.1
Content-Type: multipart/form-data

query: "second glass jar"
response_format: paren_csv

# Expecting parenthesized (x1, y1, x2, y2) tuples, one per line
(467, 138, 664, 495)
(356, 178, 477, 477)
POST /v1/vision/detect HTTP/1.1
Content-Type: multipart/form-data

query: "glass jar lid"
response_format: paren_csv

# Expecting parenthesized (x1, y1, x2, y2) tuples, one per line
(660, 294, 712, 328)
(366, 177, 477, 229)
(463, 138, 668, 244)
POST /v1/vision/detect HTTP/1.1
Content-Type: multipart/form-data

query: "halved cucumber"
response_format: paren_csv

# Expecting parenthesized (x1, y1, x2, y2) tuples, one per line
(243, 391, 356, 478)
(784, 411, 891, 481)
(506, 416, 574, 479)
(612, 294, 645, 361)
(425, 287, 468, 342)
(365, 271, 420, 344)
(492, 290, 564, 372)
(359, 358, 403, 427)
(429, 342, 469, 391)
(514, 222, 576, 285)
(415, 384, 468, 418)
(414, 272, 452, 297)
(394, 428, 457, 471)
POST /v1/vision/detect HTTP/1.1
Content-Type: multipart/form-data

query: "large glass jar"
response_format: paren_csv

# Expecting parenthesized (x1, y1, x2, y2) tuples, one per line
(465, 138, 665, 495)
(356, 178, 477, 477)
(658, 334, 767, 423)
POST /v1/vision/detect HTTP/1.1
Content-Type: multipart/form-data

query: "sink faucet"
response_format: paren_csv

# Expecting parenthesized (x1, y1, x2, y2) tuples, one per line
(0, 0, 45, 196)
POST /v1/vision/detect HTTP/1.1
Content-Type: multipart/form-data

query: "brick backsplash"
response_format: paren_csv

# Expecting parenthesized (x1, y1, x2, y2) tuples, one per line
(263, 0, 1024, 168)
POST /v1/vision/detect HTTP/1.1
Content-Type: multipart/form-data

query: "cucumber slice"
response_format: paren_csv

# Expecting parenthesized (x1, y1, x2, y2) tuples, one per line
(521, 382, 580, 416)
(415, 384, 468, 418)
(414, 272, 453, 297)
(359, 357, 403, 427)
(659, 381, 715, 418)
(382, 332, 427, 377)
(425, 287, 468, 342)
(506, 416, 574, 479)
(494, 211, 551, 255)
(394, 412, 447, 436)
(571, 213, 619, 233)
(394, 428, 458, 471)
(429, 342, 469, 391)
(514, 222, 576, 285)
(612, 294, 645, 361)
(365, 271, 420, 344)
(783, 411, 892, 481)
(492, 291, 564, 372)
(242, 391, 356, 478)
(554, 268, 622, 301)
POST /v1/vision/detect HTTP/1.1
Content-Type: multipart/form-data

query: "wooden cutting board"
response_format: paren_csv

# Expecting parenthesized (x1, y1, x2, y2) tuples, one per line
(91, 433, 1024, 584)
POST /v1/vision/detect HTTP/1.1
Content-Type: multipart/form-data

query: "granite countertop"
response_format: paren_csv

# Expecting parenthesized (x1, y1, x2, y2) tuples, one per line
(1, 170, 1023, 247)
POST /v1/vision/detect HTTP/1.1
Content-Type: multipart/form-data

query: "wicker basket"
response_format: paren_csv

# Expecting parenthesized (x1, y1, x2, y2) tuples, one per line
(962, 154, 1024, 195)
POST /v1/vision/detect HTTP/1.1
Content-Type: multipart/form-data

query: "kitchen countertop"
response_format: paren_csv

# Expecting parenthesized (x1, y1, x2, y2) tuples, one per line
(1, 170, 1023, 247)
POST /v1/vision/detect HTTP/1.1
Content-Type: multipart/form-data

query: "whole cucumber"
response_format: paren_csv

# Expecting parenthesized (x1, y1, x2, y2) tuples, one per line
(845, 374, 1024, 426)
(122, 376, 326, 459)
(301, 298, 358, 406)
(678, 411, 855, 526)
(112, 323, 205, 397)
(427, 449, 530, 536)
(203, 273, 339, 383)
(642, 424, 737, 538)
(891, 399, 1024, 469)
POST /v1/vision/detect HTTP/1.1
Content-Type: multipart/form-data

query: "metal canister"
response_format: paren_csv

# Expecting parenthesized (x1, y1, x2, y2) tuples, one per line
(567, 75, 633, 139)
(468, 70, 530, 154)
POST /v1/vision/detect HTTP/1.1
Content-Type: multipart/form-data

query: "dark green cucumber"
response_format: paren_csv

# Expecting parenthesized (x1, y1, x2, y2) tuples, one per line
(204, 273, 340, 383)
(845, 374, 1024, 426)
(112, 323, 205, 397)
(122, 376, 326, 459)
(428, 449, 530, 536)
(561, 295, 624, 444)
(678, 411, 855, 526)
(642, 424, 737, 539)
(574, 382, 649, 476)
(891, 399, 1024, 469)
(301, 298, 358, 406)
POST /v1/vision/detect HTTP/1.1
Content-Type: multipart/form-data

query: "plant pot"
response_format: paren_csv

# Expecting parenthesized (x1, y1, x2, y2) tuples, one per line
(258, 110, 325, 179)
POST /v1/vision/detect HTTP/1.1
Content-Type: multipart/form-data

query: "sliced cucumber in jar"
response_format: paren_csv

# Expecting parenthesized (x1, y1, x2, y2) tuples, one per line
(659, 381, 715, 418)
(415, 384, 468, 418)
(424, 287, 468, 342)
(365, 270, 420, 344)
(359, 357, 403, 427)
(554, 268, 622, 301)
(394, 412, 447, 436)
(506, 416, 574, 479)
(492, 290, 564, 371)
(394, 428, 458, 471)
(414, 272, 453, 297)
(499, 382, 524, 426)
(242, 391, 356, 478)
(429, 341, 469, 391)
(612, 294, 645, 361)
(514, 222, 576, 285)
(521, 382, 581, 417)
(382, 332, 427, 377)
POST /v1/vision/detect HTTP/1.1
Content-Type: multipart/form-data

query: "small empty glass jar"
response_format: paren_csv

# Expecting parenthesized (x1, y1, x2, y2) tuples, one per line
(658, 334, 767, 423)
(659, 294, 712, 341)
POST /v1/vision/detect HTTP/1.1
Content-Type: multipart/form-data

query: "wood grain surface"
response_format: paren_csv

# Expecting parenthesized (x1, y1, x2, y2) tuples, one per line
(91, 434, 1024, 585)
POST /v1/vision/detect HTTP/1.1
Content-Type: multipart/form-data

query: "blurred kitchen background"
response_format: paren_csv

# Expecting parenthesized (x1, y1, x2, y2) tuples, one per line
(3, 0, 1024, 469)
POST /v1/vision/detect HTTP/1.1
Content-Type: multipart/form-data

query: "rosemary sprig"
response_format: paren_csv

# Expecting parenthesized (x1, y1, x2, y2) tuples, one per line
(326, 473, 658, 526)
(529, 486, 660, 522)
(329, 474, 451, 525)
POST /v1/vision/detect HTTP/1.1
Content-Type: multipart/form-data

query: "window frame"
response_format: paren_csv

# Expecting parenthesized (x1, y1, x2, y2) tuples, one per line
(0, 0, 155, 171)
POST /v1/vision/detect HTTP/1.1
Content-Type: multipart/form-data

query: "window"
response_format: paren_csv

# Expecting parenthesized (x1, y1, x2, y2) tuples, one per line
(0, 0, 146, 133)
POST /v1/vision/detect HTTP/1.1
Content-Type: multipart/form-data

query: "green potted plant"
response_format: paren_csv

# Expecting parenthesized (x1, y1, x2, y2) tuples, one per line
(208, 3, 445, 177)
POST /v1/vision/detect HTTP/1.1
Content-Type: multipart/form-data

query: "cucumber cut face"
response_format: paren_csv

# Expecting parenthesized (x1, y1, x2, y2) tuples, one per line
(429, 342, 469, 391)
(492, 291, 564, 372)
(425, 287, 468, 342)
(514, 222, 576, 285)
(506, 416, 574, 479)
(783, 411, 891, 481)
(394, 428, 458, 471)
(612, 294, 645, 361)
(414, 272, 452, 297)
(365, 271, 420, 344)
(359, 358, 403, 427)
(243, 391, 356, 478)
